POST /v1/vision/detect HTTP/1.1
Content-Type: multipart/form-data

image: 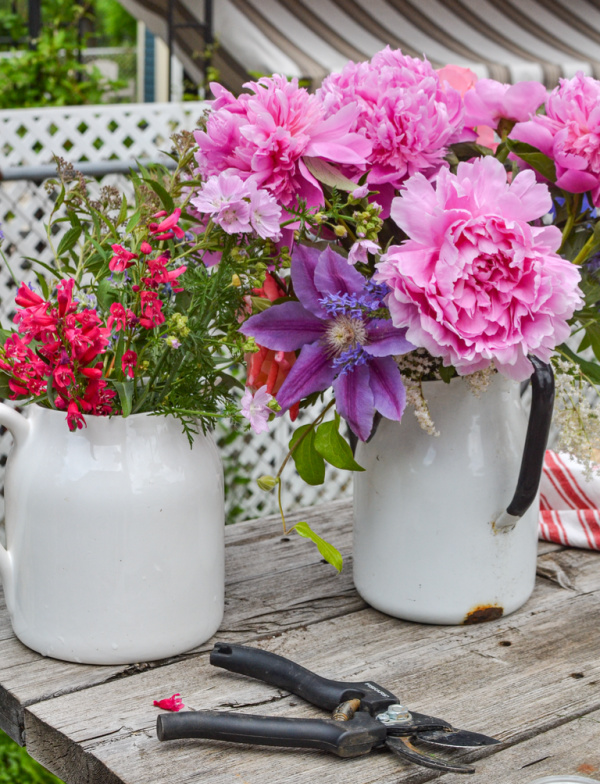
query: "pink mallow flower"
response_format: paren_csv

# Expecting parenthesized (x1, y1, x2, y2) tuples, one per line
(510, 72, 600, 206)
(192, 173, 283, 240)
(240, 384, 274, 434)
(464, 79, 547, 131)
(375, 156, 583, 381)
(194, 75, 371, 209)
(153, 694, 184, 712)
(317, 47, 467, 195)
(348, 239, 380, 266)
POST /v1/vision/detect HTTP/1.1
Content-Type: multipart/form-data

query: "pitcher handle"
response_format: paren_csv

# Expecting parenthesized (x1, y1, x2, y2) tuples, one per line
(0, 402, 29, 593)
(495, 357, 555, 531)
(0, 402, 30, 445)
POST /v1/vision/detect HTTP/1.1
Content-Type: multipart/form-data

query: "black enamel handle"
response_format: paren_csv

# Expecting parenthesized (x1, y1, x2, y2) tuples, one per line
(210, 642, 398, 715)
(504, 356, 555, 522)
(156, 711, 387, 758)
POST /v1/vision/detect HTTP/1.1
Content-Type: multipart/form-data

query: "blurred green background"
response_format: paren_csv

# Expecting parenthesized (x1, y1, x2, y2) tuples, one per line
(0, 730, 62, 783)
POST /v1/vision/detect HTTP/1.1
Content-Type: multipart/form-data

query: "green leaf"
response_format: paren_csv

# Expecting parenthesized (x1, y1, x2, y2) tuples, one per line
(289, 424, 326, 485)
(559, 343, 600, 384)
(438, 364, 457, 384)
(0, 370, 11, 398)
(143, 178, 175, 214)
(112, 380, 134, 417)
(56, 226, 82, 256)
(577, 321, 600, 362)
(314, 416, 364, 471)
(303, 157, 363, 193)
(504, 140, 557, 182)
(292, 521, 343, 572)
(126, 208, 142, 234)
(34, 271, 49, 299)
(95, 278, 120, 312)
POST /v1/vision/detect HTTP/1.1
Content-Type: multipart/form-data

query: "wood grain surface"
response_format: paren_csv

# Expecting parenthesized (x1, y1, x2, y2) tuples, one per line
(1, 499, 598, 783)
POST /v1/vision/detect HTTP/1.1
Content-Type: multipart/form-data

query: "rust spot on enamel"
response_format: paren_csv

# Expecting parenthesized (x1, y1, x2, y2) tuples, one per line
(463, 605, 504, 624)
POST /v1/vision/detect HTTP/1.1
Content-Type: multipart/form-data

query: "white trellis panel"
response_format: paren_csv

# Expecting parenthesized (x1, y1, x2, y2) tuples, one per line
(0, 101, 208, 166)
(0, 103, 352, 525)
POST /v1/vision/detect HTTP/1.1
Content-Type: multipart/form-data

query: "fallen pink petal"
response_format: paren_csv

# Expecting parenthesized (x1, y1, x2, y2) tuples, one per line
(153, 694, 184, 711)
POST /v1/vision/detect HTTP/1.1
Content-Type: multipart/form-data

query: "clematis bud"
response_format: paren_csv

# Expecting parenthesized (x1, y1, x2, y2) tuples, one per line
(257, 475, 279, 492)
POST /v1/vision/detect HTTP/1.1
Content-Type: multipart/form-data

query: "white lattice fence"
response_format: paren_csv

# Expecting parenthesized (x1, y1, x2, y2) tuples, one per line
(0, 102, 351, 523)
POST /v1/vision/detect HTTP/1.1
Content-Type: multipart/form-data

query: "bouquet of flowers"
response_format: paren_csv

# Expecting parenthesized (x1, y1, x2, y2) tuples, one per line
(189, 49, 600, 567)
(0, 136, 255, 440)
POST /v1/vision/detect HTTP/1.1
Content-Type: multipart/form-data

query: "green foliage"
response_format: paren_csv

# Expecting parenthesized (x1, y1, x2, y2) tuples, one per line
(92, 0, 136, 44)
(289, 424, 325, 485)
(291, 521, 343, 572)
(0, 133, 256, 436)
(313, 414, 364, 472)
(0, 0, 125, 108)
(0, 730, 63, 784)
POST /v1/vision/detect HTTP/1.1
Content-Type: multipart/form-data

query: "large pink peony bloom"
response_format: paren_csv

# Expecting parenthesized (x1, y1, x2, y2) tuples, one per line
(194, 76, 371, 208)
(375, 156, 583, 380)
(317, 47, 467, 193)
(510, 72, 600, 206)
(464, 79, 547, 130)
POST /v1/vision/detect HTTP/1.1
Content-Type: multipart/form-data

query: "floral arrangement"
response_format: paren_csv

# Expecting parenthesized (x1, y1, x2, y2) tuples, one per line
(3, 49, 600, 569)
(0, 140, 254, 440)
(189, 50, 600, 568)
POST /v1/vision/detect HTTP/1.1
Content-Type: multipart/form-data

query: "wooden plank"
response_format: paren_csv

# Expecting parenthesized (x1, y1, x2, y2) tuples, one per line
(23, 549, 600, 784)
(439, 713, 600, 783)
(0, 501, 355, 744)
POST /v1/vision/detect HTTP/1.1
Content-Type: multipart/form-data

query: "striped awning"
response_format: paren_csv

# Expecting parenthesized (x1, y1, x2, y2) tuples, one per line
(122, 0, 600, 92)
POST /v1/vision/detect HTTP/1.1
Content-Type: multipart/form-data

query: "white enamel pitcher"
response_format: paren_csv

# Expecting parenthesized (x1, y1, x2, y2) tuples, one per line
(0, 404, 225, 664)
(353, 359, 554, 625)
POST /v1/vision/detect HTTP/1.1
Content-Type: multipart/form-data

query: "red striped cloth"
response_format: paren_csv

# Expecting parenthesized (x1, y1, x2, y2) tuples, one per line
(539, 450, 600, 549)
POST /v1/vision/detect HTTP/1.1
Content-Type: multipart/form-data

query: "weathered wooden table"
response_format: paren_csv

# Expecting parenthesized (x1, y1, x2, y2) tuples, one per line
(1, 499, 600, 783)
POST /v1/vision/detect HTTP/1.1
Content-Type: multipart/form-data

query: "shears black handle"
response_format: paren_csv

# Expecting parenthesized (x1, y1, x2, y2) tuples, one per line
(210, 642, 398, 715)
(157, 710, 387, 758)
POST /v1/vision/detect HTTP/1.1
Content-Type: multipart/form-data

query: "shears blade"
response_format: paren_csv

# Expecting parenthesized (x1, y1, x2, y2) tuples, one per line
(416, 728, 501, 748)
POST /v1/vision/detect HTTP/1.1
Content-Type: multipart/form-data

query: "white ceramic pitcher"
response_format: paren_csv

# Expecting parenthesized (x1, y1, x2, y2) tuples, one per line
(353, 360, 554, 625)
(0, 404, 225, 664)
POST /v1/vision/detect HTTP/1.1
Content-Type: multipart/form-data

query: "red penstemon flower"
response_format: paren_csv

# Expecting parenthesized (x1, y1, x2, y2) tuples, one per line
(121, 350, 137, 379)
(109, 244, 138, 272)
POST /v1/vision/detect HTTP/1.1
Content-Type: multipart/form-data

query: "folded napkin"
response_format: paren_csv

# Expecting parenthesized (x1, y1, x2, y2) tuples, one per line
(539, 450, 600, 549)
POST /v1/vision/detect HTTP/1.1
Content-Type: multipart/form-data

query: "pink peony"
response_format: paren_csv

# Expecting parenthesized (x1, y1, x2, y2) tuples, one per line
(436, 64, 478, 97)
(510, 72, 600, 205)
(375, 156, 583, 380)
(464, 79, 547, 130)
(317, 47, 468, 194)
(194, 76, 370, 209)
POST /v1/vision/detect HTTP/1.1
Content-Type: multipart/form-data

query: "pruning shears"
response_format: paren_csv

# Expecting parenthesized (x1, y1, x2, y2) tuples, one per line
(156, 642, 500, 774)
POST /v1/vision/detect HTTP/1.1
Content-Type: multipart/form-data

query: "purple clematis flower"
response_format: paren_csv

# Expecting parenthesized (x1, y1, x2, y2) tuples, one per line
(239, 245, 414, 440)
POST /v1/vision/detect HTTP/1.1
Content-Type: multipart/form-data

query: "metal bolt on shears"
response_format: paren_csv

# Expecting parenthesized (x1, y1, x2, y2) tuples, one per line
(157, 642, 500, 774)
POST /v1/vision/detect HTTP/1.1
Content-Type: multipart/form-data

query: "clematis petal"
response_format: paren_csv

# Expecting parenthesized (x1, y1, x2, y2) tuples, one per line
(291, 244, 327, 317)
(369, 356, 406, 422)
(333, 364, 374, 441)
(364, 319, 415, 357)
(275, 342, 335, 411)
(240, 301, 325, 351)
(314, 245, 368, 299)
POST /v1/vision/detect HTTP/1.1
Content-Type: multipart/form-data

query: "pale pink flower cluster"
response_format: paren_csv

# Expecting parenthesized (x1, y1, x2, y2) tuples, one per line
(240, 384, 273, 434)
(317, 47, 466, 194)
(191, 173, 283, 240)
(510, 72, 600, 206)
(194, 76, 370, 209)
(376, 156, 583, 381)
